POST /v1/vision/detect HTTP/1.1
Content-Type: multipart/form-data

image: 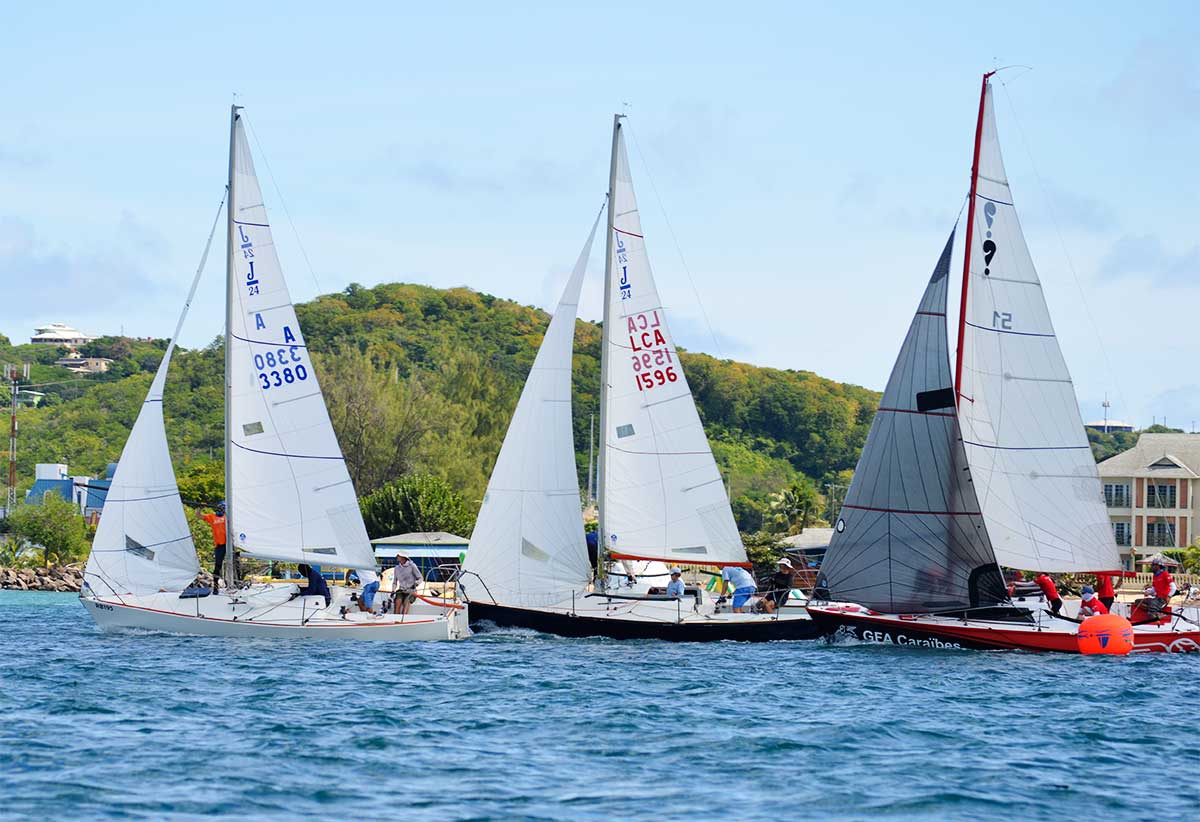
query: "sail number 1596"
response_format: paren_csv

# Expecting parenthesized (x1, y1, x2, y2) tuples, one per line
(636, 367, 678, 390)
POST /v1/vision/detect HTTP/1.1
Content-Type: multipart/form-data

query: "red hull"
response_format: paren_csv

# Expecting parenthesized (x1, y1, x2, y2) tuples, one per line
(807, 605, 1200, 654)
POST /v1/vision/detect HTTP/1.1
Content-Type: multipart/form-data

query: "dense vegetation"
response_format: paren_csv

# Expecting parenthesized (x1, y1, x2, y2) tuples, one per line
(3, 282, 882, 534)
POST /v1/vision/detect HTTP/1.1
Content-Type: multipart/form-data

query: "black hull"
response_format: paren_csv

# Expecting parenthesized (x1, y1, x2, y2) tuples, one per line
(469, 601, 824, 642)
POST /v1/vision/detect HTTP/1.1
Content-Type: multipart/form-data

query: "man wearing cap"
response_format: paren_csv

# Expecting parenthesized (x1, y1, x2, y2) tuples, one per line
(1135, 559, 1177, 622)
(665, 568, 685, 599)
(391, 553, 423, 615)
(764, 558, 796, 613)
(1078, 585, 1108, 617)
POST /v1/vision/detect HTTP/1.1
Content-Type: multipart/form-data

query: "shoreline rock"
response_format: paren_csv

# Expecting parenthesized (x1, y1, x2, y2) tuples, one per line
(0, 565, 84, 593)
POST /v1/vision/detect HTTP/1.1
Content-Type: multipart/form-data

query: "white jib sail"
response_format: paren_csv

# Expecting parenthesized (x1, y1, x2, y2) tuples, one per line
(957, 83, 1118, 573)
(462, 213, 602, 606)
(85, 346, 201, 597)
(226, 115, 374, 569)
(600, 124, 746, 567)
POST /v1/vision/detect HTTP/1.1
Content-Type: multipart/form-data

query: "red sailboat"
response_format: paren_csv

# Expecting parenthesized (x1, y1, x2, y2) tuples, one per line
(806, 74, 1200, 653)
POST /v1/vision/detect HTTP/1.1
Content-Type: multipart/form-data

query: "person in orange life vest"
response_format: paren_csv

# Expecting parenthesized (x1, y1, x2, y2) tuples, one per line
(1078, 585, 1108, 617)
(1034, 572, 1062, 615)
(200, 501, 228, 593)
(1094, 572, 1117, 612)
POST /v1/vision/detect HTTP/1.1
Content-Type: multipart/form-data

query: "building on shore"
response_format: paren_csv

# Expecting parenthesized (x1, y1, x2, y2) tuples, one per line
(25, 462, 114, 524)
(1097, 433, 1200, 567)
(371, 531, 469, 578)
(54, 356, 113, 374)
(1085, 419, 1134, 434)
(30, 323, 97, 347)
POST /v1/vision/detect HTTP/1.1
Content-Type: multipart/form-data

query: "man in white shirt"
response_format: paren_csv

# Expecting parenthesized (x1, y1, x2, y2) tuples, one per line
(356, 567, 380, 614)
(391, 554, 423, 615)
(720, 565, 757, 613)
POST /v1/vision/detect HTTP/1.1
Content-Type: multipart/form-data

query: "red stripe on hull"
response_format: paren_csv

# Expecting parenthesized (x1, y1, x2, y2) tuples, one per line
(807, 607, 1200, 654)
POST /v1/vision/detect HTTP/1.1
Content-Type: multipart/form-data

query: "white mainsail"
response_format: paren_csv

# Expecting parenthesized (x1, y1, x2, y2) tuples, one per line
(226, 114, 374, 569)
(84, 347, 201, 597)
(957, 83, 1118, 573)
(462, 213, 601, 606)
(599, 120, 746, 567)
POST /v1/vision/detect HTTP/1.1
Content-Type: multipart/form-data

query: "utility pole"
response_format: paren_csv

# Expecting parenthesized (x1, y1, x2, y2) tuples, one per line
(825, 482, 846, 526)
(1102, 394, 1111, 433)
(4, 363, 30, 518)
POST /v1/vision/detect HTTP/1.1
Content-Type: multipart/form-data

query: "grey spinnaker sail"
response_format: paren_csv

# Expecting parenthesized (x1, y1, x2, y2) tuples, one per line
(817, 231, 1007, 612)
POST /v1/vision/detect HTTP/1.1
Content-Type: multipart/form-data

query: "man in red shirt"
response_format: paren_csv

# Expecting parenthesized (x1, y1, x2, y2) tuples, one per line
(1094, 572, 1118, 612)
(1079, 585, 1108, 617)
(1133, 559, 1177, 622)
(1034, 572, 1063, 615)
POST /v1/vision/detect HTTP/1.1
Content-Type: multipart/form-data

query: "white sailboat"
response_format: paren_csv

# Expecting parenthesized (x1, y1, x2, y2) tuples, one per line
(807, 73, 1200, 653)
(461, 115, 820, 640)
(80, 106, 466, 641)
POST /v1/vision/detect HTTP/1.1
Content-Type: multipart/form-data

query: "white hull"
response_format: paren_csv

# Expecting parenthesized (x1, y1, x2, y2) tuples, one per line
(81, 583, 467, 641)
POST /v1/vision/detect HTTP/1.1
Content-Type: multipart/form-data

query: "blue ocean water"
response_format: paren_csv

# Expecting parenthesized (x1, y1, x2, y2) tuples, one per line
(0, 591, 1196, 821)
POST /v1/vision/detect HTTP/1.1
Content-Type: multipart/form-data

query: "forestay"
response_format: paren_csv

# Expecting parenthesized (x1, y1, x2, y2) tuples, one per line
(957, 84, 1118, 573)
(226, 115, 374, 569)
(463, 214, 600, 606)
(600, 123, 746, 567)
(817, 233, 1006, 612)
(85, 346, 201, 597)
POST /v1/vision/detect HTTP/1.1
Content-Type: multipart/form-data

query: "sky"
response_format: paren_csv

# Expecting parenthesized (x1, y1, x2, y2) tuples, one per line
(1, 1, 1198, 429)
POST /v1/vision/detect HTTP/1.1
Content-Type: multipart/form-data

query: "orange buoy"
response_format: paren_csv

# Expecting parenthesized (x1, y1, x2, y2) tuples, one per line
(1077, 613, 1134, 656)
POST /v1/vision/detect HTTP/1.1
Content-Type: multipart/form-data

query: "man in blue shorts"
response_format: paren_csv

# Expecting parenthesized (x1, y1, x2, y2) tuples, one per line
(356, 567, 380, 614)
(721, 565, 757, 613)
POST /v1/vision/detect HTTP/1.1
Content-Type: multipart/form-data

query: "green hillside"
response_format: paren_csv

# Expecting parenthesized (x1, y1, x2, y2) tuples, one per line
(3, 283, 880, 530)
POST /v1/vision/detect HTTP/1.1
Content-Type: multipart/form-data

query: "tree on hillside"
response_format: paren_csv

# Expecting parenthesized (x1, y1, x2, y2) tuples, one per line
(177, 461, 225, 506)
(768, 479, 821, 535)
(359, 474, 475, 540)
(314, 348, 447, 494)
(7, 495, 89, 566)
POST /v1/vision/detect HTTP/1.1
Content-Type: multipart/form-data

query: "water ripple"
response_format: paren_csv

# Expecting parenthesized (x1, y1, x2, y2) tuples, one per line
(1, 592, 1197, 821)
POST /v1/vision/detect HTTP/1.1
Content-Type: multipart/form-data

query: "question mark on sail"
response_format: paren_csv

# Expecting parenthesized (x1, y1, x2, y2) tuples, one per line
(983, 201, 997, 237)
(982, 240, 997, 275)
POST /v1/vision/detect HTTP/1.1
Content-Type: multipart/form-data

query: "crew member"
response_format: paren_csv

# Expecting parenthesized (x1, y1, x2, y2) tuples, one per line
(1094, 571, 1117, 612)
(1135, 559, 1178, 621)
(391, 553, 423, 615)
(357, 567, 380, 614)
(292, 563, 332, 607)
(665, 568, 685, 599)
(763, 558, 795, 613)
(720, 564, 757, 613)
(1078, 585, 1108, 617)
(201, 501, 227, 593)
(1034, 572, 1063, 616)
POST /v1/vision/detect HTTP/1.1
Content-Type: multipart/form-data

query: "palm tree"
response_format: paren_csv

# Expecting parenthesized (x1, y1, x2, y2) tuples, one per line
(769, 481, 819, 535)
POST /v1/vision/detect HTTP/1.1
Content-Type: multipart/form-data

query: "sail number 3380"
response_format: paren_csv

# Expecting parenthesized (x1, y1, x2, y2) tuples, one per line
(255, 347, 309, 390)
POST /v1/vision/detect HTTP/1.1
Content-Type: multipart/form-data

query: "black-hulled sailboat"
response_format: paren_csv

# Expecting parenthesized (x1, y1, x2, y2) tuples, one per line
(459, 115, 821, 641)
(806, 73, 1200, 653)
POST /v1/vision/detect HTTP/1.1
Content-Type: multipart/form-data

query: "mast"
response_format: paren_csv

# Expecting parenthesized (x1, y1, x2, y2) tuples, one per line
(224, 103, 241, 589)
(596, 113, 623, 586)
(954, 70, 995, 407)
(586, 412, 595, 506)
